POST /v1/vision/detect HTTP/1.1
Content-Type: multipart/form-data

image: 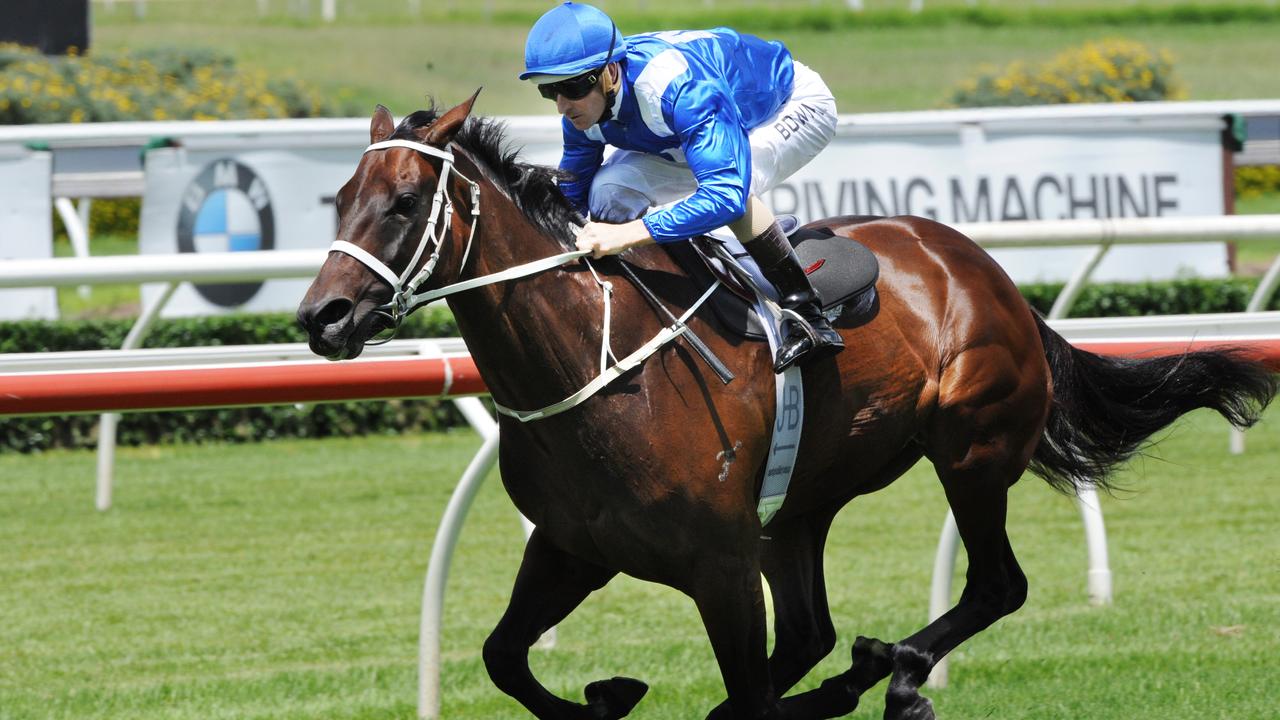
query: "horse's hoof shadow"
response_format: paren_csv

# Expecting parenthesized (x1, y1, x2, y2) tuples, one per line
(584, 676, 648, 719)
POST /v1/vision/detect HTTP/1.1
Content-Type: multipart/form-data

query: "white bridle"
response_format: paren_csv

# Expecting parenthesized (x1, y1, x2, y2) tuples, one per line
(328, 138, 482, 343)
(324, 135, 721, 423)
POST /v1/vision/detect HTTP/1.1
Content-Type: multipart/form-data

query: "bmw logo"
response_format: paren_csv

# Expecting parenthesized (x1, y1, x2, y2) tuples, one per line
(176, 159, 275, 307)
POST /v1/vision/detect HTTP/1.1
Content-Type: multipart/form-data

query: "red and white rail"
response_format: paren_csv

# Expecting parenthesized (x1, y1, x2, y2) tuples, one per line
(1075, 338, 1280, 368)
(5, 317, 1279, 416)
(0, 353, 485, 416)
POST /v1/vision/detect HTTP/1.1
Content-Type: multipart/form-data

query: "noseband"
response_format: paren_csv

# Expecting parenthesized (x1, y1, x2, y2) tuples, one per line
(329, 138, 481, 343)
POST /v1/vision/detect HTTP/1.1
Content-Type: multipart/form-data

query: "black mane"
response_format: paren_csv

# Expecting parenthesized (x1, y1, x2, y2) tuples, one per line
(390, 106, 582, 245)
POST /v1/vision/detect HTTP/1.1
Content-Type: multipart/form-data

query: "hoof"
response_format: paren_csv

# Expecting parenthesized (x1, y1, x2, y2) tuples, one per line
(885, 692, 935, 720)
(584, 676, 648, 719)
(849, 636, 895, 688)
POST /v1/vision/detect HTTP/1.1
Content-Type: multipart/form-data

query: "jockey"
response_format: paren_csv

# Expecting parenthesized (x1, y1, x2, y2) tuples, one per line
(520, 1, 843, 373)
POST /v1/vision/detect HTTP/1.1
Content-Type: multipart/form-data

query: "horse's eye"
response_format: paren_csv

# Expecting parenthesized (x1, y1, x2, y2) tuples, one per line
(393, 193, 418, 215)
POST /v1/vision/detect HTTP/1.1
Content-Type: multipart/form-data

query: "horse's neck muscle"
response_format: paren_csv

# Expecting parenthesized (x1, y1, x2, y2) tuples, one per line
(445, 169, 601, 412)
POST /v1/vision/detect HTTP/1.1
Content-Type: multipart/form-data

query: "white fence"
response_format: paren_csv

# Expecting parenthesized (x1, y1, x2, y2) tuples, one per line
(5, 212, 1279, 502)
(4, 214, 1279, 321)
(5, 99, 1280, 303)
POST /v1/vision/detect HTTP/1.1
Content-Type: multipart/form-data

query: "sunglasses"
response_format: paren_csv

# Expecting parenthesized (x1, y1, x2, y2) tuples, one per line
(537, 71, 602, 101)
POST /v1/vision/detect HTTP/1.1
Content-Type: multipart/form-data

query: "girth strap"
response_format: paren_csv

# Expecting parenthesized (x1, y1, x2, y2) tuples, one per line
(494, 279, 721, 422)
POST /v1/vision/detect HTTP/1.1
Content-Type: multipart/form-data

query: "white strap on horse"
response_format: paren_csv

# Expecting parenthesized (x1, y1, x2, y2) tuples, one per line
(409, 249, 589, 306)
(493, 278, 721, 422)
(329, 136, 724, 426)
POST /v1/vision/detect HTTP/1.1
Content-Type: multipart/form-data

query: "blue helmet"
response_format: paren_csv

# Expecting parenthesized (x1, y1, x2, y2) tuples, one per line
(520, 2, 626, 81)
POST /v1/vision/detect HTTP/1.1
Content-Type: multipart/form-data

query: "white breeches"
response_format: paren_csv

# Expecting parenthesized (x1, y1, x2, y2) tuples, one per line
(588, 61, 838, 225)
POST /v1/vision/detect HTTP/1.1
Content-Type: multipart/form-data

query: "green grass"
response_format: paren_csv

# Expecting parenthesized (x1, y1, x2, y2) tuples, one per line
(1233, 192, 1280, 274)
(87, 0, 1280, 23)
(1238, 192, 1280, 216)
(2, 409, 1278, 719)
(88, 0, 1280, 28)
(53, 234, 142, 319)
(91, 13, 1280, 116)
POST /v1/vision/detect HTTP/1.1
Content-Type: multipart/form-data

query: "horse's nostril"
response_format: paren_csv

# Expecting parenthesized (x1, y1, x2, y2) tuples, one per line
(313, 297, 354, 328)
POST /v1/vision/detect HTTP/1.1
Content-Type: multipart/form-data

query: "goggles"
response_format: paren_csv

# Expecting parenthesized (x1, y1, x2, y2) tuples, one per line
(538, 71, 602, 101)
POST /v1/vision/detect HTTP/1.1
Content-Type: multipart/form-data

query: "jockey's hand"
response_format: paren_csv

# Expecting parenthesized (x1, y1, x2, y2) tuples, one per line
(576, 219, 656, 259)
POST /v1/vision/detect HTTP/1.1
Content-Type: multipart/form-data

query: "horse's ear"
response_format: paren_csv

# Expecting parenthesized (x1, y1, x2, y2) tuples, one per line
(371, 104, 395, 144)
(421, 88, 482, 148)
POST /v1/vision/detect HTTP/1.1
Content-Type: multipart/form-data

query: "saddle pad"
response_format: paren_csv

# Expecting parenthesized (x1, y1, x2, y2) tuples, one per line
(794, 229, 880, 308)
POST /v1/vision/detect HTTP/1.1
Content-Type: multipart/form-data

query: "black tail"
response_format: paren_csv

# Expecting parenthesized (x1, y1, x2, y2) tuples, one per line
(1029, 313, 1277, 493)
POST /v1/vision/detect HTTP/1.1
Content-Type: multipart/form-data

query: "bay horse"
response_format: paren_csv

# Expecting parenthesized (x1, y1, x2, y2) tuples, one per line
(297, 93, 1276, 720)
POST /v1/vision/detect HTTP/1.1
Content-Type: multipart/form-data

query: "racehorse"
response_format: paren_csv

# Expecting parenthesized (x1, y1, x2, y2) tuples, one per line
(297, 94, 1276, 720)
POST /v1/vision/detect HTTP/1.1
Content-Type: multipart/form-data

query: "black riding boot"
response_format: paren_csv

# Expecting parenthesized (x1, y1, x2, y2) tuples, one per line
(743, 221, 845, 373)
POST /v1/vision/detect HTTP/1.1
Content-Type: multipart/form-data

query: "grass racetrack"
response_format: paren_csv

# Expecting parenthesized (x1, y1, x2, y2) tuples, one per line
(93, 9, 1280, 116)
(2, 408, 1277, 719)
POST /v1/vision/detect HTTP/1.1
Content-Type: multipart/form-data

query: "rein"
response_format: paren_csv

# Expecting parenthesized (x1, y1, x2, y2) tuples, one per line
(329, 137, 721, 422)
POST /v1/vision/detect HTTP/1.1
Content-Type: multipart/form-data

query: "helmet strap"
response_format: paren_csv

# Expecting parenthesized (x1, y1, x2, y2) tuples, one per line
(598, 62, 620, 123)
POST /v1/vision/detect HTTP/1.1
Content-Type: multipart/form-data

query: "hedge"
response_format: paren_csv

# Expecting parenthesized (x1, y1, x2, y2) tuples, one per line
(3, 278, 1278, 454)
(0, 44, 351, 125)
(1237, 165, 1280, 200)
(1018, 277, 1278, 317)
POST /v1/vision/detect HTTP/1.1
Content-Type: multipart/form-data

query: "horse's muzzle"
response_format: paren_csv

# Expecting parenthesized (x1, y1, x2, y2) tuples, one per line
(297, 296, 360, 360)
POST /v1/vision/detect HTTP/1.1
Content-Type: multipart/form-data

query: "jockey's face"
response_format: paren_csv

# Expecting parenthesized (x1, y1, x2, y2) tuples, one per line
(556, 86, 604, 131)
(547, 63, 616, 131)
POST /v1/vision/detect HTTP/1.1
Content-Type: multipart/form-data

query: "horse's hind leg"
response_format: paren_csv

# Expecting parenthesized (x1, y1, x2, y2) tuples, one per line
(881, 479, 1026, 720)
(483, 529, 646, 720)
(881, 351, 1044, 720)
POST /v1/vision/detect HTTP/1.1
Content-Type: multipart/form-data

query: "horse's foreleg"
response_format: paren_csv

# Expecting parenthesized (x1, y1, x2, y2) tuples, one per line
(760, 514, 839, 693)
(693, 553, 779, 720)
(705, 512, 840, 720)
(761, 447, 929, 719)
(757, 522, 894, 720)
(483, 529, 645, 720)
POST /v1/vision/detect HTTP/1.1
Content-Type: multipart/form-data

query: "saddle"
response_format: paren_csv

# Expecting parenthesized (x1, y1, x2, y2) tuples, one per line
(666, 216, 881, 340)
